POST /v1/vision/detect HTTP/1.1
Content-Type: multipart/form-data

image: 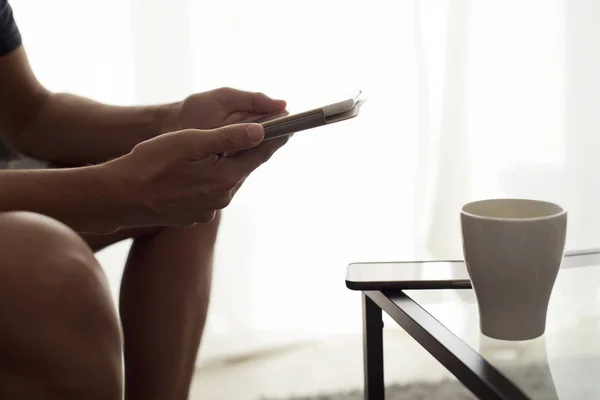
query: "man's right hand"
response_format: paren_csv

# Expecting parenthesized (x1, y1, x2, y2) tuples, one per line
(103, 123, 288, 228)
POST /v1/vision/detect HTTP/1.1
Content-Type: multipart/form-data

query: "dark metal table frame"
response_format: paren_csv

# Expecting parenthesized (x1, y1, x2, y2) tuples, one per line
(361, 290, 531, 400)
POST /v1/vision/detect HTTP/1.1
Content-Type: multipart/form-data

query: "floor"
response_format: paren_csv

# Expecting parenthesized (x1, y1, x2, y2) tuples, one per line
(96, 242, 456, 399)
(188, 328, 457, 400)
(96, 240, 458, 400)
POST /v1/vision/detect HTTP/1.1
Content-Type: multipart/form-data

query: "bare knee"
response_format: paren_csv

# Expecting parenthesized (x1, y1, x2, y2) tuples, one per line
(0, 212, 123, 399)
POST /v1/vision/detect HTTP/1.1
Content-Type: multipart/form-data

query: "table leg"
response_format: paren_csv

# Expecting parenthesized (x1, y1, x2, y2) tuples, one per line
(362, 293, 384, 400)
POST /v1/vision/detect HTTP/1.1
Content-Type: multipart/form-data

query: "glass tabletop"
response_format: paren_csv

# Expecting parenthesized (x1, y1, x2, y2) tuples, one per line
(404, 260, 600, 399)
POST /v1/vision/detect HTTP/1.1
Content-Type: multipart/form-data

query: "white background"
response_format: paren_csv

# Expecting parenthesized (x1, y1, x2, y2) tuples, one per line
(10, 0, 600, 365)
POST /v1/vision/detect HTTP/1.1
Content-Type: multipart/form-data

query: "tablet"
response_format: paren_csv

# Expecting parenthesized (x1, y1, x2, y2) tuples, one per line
(260, 91, 366, 140)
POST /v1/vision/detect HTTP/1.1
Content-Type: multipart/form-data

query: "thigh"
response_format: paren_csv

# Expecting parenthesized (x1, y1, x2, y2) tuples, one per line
(0, 212, 122, 399)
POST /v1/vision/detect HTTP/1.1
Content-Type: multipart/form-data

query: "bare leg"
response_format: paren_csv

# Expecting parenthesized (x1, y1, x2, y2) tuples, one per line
(83, 212, 221, 400)
(0, 212, 123, 400)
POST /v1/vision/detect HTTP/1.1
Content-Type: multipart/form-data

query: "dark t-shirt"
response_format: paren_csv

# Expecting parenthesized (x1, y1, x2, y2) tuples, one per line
(0, 0, 20, 162)
(0, 0, 20, 57)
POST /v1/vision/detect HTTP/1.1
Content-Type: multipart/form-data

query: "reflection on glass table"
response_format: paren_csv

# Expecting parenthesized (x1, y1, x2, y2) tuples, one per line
(405, 263, 600, 399)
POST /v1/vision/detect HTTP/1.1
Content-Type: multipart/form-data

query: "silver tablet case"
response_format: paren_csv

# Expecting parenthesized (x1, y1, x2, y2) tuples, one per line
(262, 91, 364, 140)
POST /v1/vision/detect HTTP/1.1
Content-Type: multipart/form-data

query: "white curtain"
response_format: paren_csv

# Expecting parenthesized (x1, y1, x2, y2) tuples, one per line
(10, 0, 600, 366)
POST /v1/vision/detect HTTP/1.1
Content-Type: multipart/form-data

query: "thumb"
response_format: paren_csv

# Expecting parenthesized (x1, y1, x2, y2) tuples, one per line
(191, 123, 265, 155)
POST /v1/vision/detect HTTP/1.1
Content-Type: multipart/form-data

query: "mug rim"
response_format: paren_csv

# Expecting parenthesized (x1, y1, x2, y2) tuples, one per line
(461, 198, 566, 222)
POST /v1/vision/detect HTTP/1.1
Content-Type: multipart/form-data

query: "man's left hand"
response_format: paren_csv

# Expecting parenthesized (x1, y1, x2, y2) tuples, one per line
(177, 87, 287, 130)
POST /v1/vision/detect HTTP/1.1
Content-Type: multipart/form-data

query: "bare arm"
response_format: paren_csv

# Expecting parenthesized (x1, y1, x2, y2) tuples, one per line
(0, 47, 178, 166)
(0, 45, 289, 233)
(0, 166, 127, 233)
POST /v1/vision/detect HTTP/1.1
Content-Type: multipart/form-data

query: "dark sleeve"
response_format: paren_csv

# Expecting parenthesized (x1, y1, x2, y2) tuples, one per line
(0, 0, 21, 57)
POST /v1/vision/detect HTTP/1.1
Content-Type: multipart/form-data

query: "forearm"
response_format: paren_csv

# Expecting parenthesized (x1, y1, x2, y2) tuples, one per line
(0, 167, 128, 233)
(11, 93, 180, 166)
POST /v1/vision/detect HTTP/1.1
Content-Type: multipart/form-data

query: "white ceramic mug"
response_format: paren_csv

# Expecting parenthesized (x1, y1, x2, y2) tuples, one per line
(460, 199, 567, 341)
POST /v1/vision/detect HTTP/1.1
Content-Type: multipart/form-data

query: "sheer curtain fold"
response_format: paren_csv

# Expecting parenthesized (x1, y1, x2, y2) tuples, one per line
(425, 0, 471, 259)
(9, 0, 596, 367)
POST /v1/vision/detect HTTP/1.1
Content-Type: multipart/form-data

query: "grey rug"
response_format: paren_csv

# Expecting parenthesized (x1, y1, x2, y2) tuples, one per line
(265, 357, 600, 400)
(264, 380, 475, 400)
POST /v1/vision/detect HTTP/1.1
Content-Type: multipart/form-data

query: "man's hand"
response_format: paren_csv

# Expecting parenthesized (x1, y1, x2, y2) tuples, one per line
(177, 87, 288, 130)
(103, 123, 287, 228)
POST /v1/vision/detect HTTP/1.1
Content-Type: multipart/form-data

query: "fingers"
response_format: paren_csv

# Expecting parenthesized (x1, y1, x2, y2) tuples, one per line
(241, 110, 289, 124)
(184, 123, 265, 155)
(217, 87, 287, 114)
(227, 135, 290, 174)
